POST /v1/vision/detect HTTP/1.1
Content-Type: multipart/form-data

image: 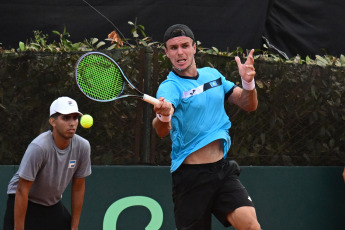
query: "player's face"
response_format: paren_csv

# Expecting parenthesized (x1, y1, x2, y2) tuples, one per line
(51, 113, 79, 139)
(165, 37, 196, 73)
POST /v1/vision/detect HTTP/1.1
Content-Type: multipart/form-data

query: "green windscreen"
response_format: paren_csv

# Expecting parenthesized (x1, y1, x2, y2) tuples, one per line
(76, 53, 124, 101)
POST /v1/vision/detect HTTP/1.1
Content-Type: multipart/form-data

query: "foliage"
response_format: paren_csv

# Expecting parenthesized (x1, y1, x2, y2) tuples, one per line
(1, 49, 344, 166)
(4, 21, 162, 54)
(0, 24, 345, 166)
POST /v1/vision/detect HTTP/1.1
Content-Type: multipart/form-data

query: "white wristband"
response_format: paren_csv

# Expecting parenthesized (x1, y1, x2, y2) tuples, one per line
(241, 78, 255, 91)
(156, 113, 171, 122)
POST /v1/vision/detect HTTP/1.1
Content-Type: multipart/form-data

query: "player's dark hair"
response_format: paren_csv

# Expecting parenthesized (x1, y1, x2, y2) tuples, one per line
(49, 112, 61, 130)
(50, 112, 61, 119)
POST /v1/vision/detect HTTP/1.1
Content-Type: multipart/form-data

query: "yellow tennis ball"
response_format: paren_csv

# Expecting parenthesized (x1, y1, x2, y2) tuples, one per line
(80, 114, 93, 128)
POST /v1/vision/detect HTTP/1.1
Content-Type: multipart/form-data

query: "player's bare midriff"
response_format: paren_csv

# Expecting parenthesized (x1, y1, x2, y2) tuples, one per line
(183, 139, 224, 165)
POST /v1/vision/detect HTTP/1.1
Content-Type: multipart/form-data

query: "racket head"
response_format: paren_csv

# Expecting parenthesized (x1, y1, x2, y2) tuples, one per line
(75, 52, 126, 102)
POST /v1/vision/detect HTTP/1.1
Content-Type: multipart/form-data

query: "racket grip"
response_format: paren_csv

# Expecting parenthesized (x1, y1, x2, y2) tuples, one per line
(142, 94, 160, 105)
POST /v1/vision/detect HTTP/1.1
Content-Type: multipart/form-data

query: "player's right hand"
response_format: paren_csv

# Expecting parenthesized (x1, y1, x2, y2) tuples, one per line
(154, 97, 174, 116)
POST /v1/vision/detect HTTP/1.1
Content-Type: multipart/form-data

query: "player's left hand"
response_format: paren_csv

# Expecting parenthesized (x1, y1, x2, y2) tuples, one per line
(235, 49, 256, 82)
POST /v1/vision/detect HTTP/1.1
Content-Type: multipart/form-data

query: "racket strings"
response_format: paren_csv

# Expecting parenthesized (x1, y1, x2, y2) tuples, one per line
(77, 54, 124, 101)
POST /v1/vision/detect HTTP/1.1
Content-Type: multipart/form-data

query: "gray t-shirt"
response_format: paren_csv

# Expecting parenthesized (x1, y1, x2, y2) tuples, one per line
(7, 130, 92, 206)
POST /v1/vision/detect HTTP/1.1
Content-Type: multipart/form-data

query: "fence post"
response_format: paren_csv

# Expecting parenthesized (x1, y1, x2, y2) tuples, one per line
(142, 47, 154, 163)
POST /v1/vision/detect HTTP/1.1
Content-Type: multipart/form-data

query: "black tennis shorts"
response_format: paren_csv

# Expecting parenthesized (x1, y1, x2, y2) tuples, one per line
(3, 194, 71, 230)
(172, 158, 254, 230)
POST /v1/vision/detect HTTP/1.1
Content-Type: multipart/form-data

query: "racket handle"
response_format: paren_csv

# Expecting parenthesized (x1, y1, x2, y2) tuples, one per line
(142, 94, 160, 105)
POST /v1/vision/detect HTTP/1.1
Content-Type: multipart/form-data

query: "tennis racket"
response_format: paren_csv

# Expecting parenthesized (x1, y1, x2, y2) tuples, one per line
(74, 51, 159, 105)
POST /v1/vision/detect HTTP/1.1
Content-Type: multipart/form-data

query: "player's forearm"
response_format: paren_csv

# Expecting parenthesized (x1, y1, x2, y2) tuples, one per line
(152, 117, 171, 138)
(71, 179, 86, 230)
(241, 88, 258, 112)
(14, 192, 28, 230)
(230, 87, 258, 112)
(71, 190, 84, 229)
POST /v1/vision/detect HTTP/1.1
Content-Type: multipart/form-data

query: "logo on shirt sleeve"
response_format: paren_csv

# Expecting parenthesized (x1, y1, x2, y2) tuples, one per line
(69, 160, 76, 168)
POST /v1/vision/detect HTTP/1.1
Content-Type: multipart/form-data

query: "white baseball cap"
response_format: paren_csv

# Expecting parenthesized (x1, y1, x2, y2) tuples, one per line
(50, 96, 83, 116)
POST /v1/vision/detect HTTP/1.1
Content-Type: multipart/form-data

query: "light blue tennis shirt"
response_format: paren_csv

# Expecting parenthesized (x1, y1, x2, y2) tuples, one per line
(157, 67, 236, 172)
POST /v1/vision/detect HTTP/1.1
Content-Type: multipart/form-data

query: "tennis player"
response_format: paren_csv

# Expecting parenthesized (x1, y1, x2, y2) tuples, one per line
(152, 24, 261, 229)
(3, 96, 92, 230)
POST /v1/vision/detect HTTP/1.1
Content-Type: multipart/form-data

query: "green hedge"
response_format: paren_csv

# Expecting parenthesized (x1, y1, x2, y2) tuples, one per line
(0, 49, 344, 166)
